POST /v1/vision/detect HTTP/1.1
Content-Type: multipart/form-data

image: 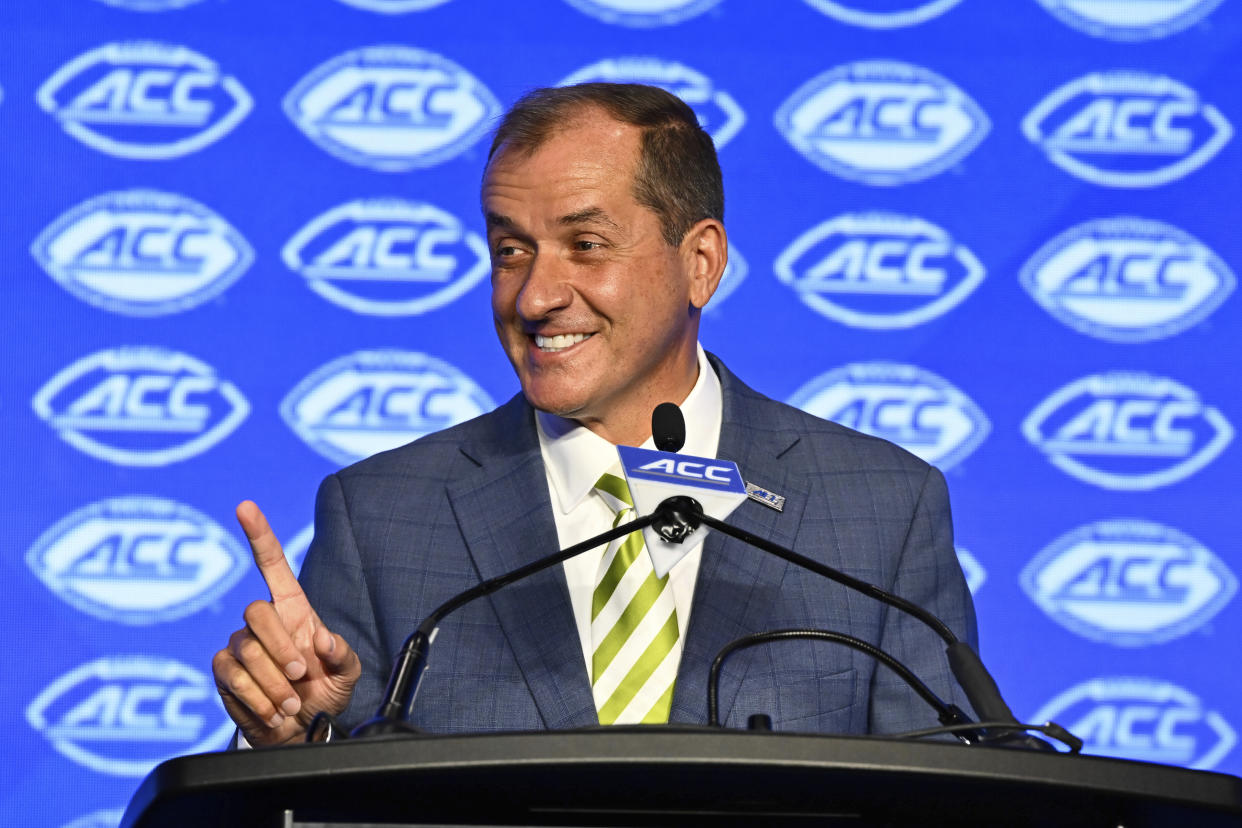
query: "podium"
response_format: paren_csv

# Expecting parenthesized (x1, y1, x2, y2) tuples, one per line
(123, 728, 1242, 827)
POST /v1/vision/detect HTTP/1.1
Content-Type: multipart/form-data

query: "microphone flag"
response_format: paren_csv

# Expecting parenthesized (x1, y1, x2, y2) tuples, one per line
(617, 445, 748, 578)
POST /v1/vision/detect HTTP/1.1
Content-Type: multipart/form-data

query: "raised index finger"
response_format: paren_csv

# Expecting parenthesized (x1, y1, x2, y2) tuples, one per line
(236, 500, 306, 607)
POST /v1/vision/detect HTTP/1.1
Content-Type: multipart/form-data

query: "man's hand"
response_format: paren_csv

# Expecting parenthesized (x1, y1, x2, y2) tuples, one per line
(212, 501, 361, 747)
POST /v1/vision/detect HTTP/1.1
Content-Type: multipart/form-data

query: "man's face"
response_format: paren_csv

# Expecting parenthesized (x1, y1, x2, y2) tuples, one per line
(483, 109, 721, 444)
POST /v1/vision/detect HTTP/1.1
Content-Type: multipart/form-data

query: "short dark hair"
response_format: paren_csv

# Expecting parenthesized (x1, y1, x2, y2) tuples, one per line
(486, 83, 724, 246)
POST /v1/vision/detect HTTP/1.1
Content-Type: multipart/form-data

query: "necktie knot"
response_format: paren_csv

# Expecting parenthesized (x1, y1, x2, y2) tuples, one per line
(594, 471, 633, 516)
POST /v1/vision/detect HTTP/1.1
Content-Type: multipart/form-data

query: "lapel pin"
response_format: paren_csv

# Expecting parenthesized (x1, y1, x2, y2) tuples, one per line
(744, 481, 785, 513)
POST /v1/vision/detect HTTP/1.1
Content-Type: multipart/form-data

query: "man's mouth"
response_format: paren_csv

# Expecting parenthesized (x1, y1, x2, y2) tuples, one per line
(534, 333, 593, 353)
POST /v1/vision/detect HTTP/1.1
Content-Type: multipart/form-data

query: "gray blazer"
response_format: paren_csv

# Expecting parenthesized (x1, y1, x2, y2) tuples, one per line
(301, 355, 978, 734)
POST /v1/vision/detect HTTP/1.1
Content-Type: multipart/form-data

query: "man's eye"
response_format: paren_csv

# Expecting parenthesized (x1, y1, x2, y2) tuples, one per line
(494, 245, 519, 258)
(573, 240, 601, 251)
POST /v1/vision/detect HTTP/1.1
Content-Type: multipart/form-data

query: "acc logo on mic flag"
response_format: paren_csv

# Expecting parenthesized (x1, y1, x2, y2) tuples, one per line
(33, 347, 249, 467)
(1023, 71, 1231, 188)
(775, 212, 984, 328)
(31, 189, 253, 316)
(26, 496, 249, 625)
(775, 60, 989, 186)
(1036, 0, 1226, 41)
(284, 45, 499, 171)
(1023, 372, 1232, 490)
(1020, 217, 1234, 343)
(1021, 520, 1236, 646)
(281, 349, 494, 465)
(801, 0, 965, 28)
(37, 41, 251, 160)
(790, 362, 989, 470)
(560, 57, 745, 148)
(26, 656, 234, 776)
(282, 198, 488, 316)
(1032, 678, 1236, 769)
(562, 0, 723, 27)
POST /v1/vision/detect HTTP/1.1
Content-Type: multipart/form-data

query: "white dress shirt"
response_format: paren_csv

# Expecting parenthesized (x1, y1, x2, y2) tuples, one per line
(536, 344, 724, 681)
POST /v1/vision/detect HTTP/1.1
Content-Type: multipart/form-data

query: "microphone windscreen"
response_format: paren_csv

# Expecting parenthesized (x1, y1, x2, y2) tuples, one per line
(652, 402, 686, 453)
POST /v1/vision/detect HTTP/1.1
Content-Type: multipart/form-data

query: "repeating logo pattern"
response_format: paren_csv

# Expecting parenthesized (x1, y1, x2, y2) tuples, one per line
(776, 60, 989, 185)
(37, 42, 252, 159)
(284, 45, 500, 171)
(7, 0, 1241, 800)
(32, 189, 253, 316)
(27, 496, 249, 625)
(775, 212, 984, 328)
(1023, 71, 1232, 188)
(789, 362, 990, 470)
(282, 198, 489, 316)
(1023, 372, 1233, 490)
(1020, 217, 1235, 343)
(1032, 678, 1236, 769)
(33, 347, 250, 467)
(1021, 520, 1236, 646)
(280, 349, 495, 465)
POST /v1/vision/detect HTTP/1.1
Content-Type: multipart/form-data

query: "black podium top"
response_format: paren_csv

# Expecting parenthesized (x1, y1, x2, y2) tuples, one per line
(123, 727, 1242, 827)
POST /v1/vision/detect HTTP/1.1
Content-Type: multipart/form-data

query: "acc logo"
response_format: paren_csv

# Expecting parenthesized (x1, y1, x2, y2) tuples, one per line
(775, 60, 988, 186)
(956, 548, 986, 595)
(282, 198, 488, 316)
(281, 350, 495, 465)
(1021, 217, 1234, 343)
(37, 42, 251, 160)
(562, 0, 723, 27)
(1036, 0, 1225, 41)
(789, 362, 989, 470)
(1023, 71, 1231, 188)
(334, 0, 452, 11)
(31, 189, 253, 316)
(33, 347, 249, 467)
(775, 212, 984, 328)
(1032, 678, 1236, 769)
(1022, 520, 1236, 647)
(26, 496, 249, 625)
(1023, 372, 1232, 490)
(284, 45, 499, 171)
(26, 656, 234, 776)
(801, 0, 964, 28)
(560, 57, 745, 148)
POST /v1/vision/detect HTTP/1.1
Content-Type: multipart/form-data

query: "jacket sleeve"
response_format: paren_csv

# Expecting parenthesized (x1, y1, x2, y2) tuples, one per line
(867, 464, 979, 735)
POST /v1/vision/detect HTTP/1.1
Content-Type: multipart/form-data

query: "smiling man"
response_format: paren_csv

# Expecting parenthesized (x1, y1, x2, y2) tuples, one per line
(212, 84, 977, 745)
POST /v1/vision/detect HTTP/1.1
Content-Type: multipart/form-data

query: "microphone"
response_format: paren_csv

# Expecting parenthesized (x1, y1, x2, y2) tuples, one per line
(652, 402, 685, 452)
(653, 496, 1060, 750)
(349, 403, 694, 738)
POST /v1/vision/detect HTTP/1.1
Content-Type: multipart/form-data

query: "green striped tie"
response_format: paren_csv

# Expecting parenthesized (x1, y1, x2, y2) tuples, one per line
(590, 471, 681, 724)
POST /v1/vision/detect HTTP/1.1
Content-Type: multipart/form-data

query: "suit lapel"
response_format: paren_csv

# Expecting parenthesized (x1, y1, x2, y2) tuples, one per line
(444, 397, 598, 730)
(670, 359, 809, 726)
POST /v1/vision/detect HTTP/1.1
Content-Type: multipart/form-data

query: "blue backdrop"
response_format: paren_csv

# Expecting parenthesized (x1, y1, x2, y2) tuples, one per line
(2, 1, 1238, 824)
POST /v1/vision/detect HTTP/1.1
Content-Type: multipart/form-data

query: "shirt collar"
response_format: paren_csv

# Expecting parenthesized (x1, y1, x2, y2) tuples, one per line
(536, 343, 723, 515)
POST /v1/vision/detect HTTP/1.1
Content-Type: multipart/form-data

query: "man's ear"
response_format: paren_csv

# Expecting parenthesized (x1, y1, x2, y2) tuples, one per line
(681, 218, 728, 310)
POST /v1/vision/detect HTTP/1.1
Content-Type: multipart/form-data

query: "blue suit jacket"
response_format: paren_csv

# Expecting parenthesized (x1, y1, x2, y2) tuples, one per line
(300, 355, 978, 735)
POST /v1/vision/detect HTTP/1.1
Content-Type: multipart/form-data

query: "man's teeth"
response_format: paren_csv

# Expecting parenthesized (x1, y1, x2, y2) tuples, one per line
(535, 333, 592, 352)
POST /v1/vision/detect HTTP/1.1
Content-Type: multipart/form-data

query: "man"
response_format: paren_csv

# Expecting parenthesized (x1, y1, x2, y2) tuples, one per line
(212, 83, 977, 747)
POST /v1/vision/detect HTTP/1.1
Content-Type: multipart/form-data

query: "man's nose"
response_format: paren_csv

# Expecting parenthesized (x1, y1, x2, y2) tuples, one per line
(516, 252, 573, 320)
